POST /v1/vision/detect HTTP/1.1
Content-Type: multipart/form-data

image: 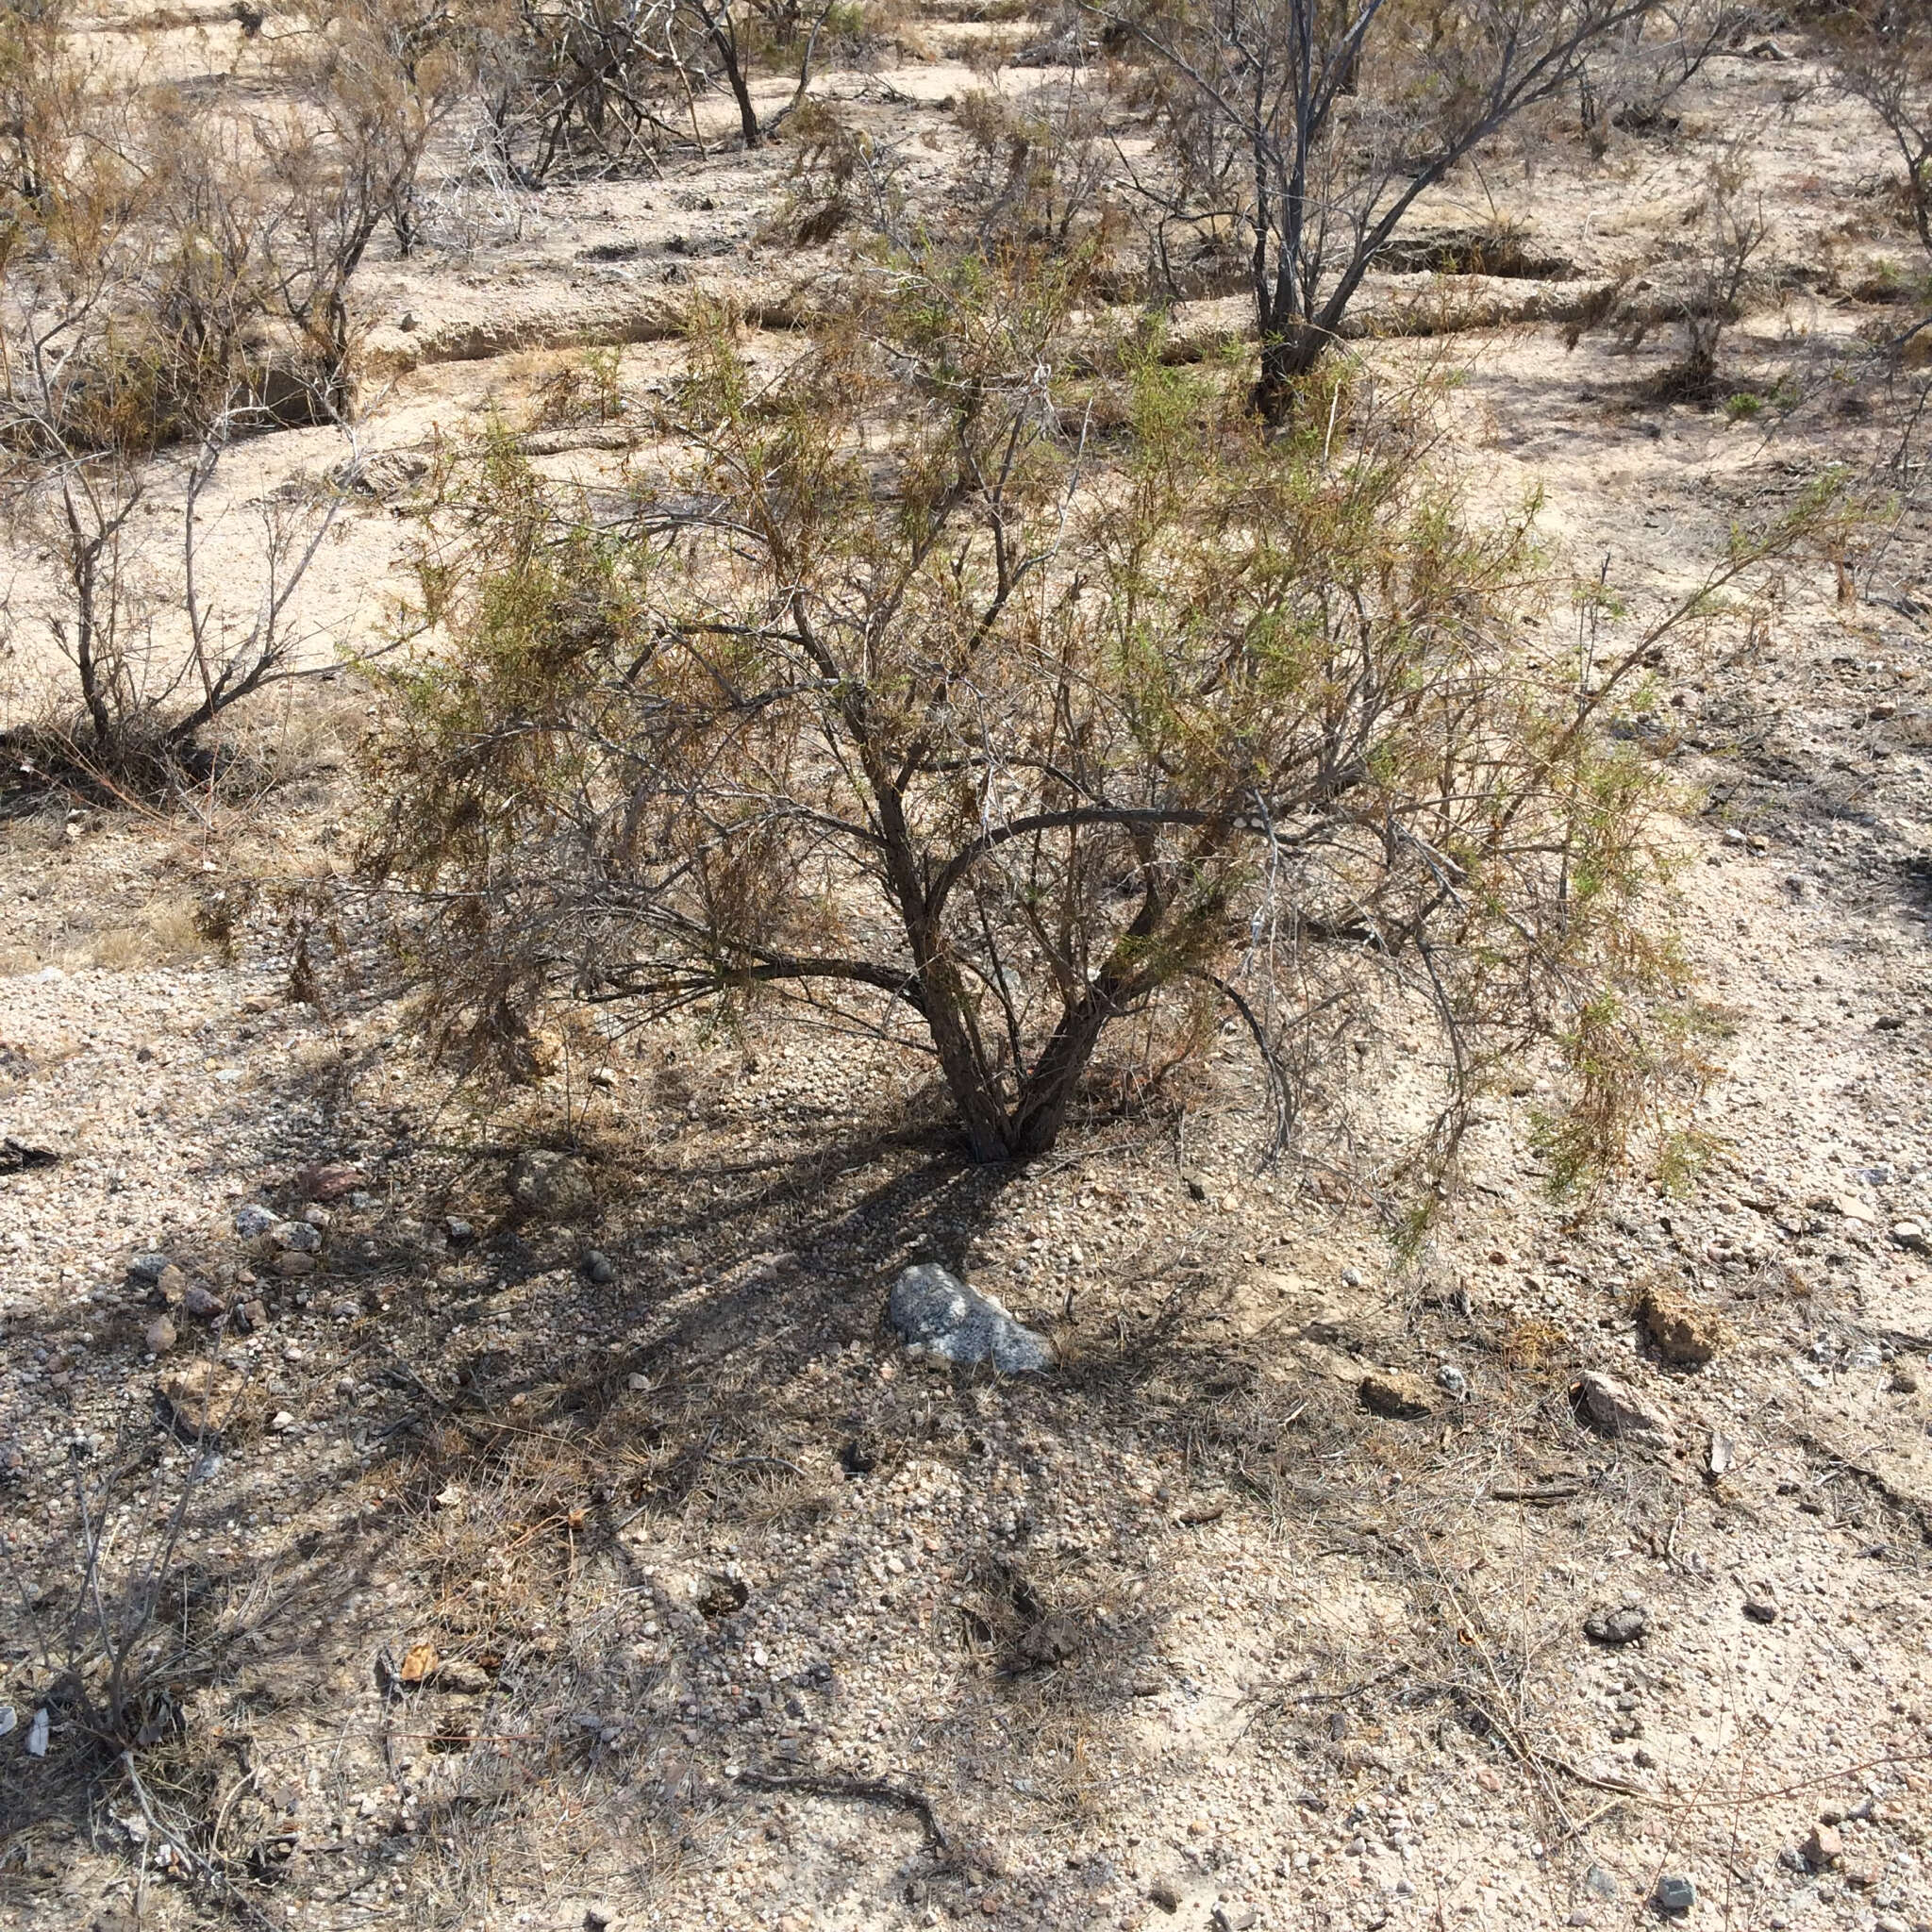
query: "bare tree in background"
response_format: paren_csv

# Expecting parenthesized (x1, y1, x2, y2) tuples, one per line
(1575, 0, 1757, 149)
(1107, 0, 1670, 419)
(1824, 1, 1932, 270)
(473, 0, 833, 178)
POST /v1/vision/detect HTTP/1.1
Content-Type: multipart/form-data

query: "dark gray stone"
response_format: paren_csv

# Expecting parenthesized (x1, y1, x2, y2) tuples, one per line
(888, 1264, 1051, 1373)
(1584, 1605, 1649, 1646)
(1655, 1874, 1695, 1914)
(233, 1205, 276, 1239)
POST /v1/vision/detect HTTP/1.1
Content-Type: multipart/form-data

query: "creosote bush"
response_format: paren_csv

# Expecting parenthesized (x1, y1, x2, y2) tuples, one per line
(366, 259, 1831, 1197)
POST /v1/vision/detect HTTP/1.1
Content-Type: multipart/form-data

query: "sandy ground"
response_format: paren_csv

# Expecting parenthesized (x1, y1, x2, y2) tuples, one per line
(3, 15, 1932, 1932)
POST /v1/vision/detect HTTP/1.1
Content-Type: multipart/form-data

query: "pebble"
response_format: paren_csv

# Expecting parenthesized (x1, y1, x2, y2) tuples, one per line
(1584, 1605, 1648, 1646)
(127, 1251, 173, 1284)
(144, 1315, 177, 1355)
(1584, 1865, 1617, 1899)
(296, 1162, 360, 1202)
(446, 1217, 474, 1244)
(1574, 1369, 1674, 1445)
(1803, 1824, 1841, 1870)
(1635, 1278, 1724, 1366)
(181, 1285, 223, 1320)
(272, 1220, 322, 1253)
(1654, 1874, 1695, 1914)
(234, 1204, 276, 1239)
(275, 1250, 316, 1278)
(1436, 1361, 1470, 1402)
(584, 1249, 617, 1285)
(1743, 1595, 1778, 1624)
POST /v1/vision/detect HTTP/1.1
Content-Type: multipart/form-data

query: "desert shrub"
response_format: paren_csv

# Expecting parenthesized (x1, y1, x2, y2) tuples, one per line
(473, 0, 837, 175)
(0, 421, 358, 789)
(365, 260, 1829, 1191)
(1104, 0, 1691, 418)
(474, 0, 710, 177)
(1823, 1, 1932, 266)
(1562, 141, 1768, 398)
(780, 81, 1119, 275)
(777, 93, 890, 242)
(528, 345, 626, 425)
(948, 83, 1121, 263)
(0, 6, 408, 787)
(1574, 0, 1762, 149)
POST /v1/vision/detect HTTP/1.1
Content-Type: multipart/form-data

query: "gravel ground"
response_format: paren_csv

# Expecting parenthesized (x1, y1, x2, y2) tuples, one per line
(4, 20, 1932, 1932)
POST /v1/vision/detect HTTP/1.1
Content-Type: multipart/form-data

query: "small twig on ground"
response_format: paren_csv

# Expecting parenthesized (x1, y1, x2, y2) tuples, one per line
(731, 1766, 950, 1853)
(1292, 1662, 1409, 1707)
(1232, 1661, 1408, 1740)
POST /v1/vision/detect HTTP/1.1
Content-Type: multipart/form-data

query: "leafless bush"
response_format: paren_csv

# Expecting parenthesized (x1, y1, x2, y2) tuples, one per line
(475, 0, 710, 178)
(288, 0, 479, 260)
(1670, 143, 1771, 397)
(474, 0, 836, 178)
(1102, 0, 1674, 419)
(0, 1398, 242, 1862)
(365, 261, 1838, 1187)
(0, 8, 400, 787)
(1823, 0, 1932, 268)
(1, 403, 359, 789)
(948, 79, 1122, 264)
(776, 92, 911, 243)
(1563, 141, 1769, 399)
(0, 0, 92, 207)
(782, 78, 1119, 263)
(1575, 0, 1759, 150)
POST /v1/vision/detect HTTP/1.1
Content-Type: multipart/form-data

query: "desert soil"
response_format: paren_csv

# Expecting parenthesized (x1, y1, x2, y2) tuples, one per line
(3, 12, 1932, 1932)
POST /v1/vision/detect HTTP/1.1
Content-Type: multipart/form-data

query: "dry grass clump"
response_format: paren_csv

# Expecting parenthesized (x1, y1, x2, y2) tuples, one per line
(75, 895, 218, 972)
